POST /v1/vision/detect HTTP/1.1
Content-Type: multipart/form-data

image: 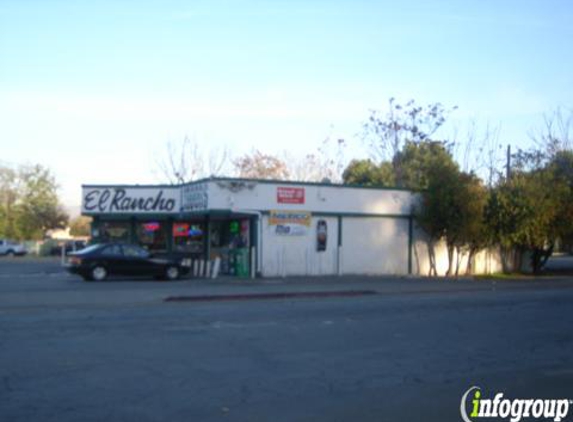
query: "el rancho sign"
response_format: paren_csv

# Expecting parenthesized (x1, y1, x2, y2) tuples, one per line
(82, 187, 180, 214)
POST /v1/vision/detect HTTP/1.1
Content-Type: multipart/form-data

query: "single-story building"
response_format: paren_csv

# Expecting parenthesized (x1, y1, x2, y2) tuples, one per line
(81, 177, 502, 277)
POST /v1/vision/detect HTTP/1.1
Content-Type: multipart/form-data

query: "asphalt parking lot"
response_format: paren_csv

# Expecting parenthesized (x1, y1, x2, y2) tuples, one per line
(1, 257, 573, 422)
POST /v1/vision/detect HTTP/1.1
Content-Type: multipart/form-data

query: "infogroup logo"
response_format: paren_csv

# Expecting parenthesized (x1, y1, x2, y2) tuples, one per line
(460, 386, 572, 422)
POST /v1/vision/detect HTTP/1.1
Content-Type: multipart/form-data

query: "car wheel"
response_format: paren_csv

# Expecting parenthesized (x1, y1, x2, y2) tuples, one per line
(91, 265, 107, 281)
(164, 266, 180, 280)
(6, 250, 15, 257)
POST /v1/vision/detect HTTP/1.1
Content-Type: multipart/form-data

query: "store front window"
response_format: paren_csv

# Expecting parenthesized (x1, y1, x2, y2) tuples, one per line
(136, 221, 167, 252)
(101, 221, 130, 243)
(172, 222, 205, 254)
(210, 219, 250, 276)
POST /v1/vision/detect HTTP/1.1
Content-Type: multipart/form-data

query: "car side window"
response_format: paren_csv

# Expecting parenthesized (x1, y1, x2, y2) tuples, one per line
(101, 245, 123, 257)
(123, 245, 149, 259)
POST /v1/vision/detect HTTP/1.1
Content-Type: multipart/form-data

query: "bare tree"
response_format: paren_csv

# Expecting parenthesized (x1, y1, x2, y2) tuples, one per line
(530, 107, 573, 156)
(287, 137, 347, 183)
(363, 98, 456, 160)
(233, 150, 290, 180)
(450, 119, 502, 186)
(156, 136, 230, 184)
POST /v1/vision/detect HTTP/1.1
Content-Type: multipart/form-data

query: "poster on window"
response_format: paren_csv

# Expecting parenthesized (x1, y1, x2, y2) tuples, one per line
(269, 210, 311, 236)
(316, 220, 327, 251)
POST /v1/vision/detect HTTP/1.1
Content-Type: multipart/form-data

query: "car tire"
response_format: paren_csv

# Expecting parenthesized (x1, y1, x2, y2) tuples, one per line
(6, 250, 15, 257)
(91, 265, 107, 281)
(164, 265, 180, 281)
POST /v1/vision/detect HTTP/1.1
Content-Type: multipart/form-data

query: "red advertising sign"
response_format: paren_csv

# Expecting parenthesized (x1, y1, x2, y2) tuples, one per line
(277, 187, 305, 204)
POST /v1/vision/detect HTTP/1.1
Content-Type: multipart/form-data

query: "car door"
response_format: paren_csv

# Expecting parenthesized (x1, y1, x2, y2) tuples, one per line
(122, 245, 156, 276)
(98, 244, 126, 275)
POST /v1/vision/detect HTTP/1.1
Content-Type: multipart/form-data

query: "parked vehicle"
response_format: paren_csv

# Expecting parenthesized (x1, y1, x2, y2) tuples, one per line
(0, 239, 27, 256)
(66, 243, 191, 281)
(49, 240, 87, 256)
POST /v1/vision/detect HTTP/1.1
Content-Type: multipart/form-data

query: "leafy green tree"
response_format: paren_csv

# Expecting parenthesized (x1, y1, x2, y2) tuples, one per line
(548, 150, 573, 252)
(485, 163, 566, 273)
(414, 160, 460, 276)
(457, 175, 490, 275)
(445, 172, 490, 275)
(406, 142, 490, 276)
(14, 165, 68, 240)
(395, 141, 457, 190)
(342, 159, 395, 186)
(0, 166, 22, 239)
(69, 216, 92, 237)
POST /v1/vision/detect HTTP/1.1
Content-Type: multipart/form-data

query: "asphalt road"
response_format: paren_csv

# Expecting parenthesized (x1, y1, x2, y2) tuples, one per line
(1, 258, 573, 422)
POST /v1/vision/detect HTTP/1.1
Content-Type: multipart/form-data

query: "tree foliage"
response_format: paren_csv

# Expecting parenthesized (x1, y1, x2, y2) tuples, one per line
(394, 141, 457, 190)
(69, 216, 92, 237)
(0, 166, 20, 239)
(342, 159, 394, 186)
(486, 150, 572, 273)
(363, 98, 457, 187)
(0, 164, 68, 240)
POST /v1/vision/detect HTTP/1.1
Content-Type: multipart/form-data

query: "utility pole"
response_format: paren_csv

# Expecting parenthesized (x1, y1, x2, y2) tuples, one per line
(506, 144, 511, 180)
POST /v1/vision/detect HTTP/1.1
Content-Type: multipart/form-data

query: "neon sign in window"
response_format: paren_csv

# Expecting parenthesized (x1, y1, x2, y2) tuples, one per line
(143, 222, 161, 232)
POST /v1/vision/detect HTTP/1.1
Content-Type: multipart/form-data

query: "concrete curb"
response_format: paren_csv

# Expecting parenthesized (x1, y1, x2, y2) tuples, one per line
(164, 289, 378, 302)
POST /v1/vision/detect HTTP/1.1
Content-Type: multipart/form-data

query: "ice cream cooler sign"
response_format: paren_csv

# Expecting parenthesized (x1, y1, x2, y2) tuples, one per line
(269, 210, 311, 236)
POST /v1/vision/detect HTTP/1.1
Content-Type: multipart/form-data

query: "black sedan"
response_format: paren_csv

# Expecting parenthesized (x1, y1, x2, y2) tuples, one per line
(66, 243, 191, 281)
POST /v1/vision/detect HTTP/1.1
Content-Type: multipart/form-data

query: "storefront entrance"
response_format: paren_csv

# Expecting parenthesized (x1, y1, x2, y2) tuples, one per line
(209, 219, 251, 277)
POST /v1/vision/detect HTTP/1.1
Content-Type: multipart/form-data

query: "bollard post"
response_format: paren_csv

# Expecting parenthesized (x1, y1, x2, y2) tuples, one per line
(211, 257, 221, 279)
(250, 246, 256, 279)
(193, 260, 198, 277)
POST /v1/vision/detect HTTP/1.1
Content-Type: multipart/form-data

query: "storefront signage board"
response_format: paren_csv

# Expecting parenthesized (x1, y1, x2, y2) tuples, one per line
(277, 187, 305, 204)
(269, 210, 311, 236)
(82, 187, 180, 214)
(181, 183, 209, 212)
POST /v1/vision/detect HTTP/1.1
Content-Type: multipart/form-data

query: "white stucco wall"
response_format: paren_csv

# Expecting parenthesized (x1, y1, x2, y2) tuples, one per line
(207, 179, 414, 215)
(340, 217, 409, 275)
(261, 215, 339, 277)
(412, 226, 503, 276)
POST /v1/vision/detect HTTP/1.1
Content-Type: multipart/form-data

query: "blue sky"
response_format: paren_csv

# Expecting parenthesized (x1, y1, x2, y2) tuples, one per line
(1, 0, 572, 206)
